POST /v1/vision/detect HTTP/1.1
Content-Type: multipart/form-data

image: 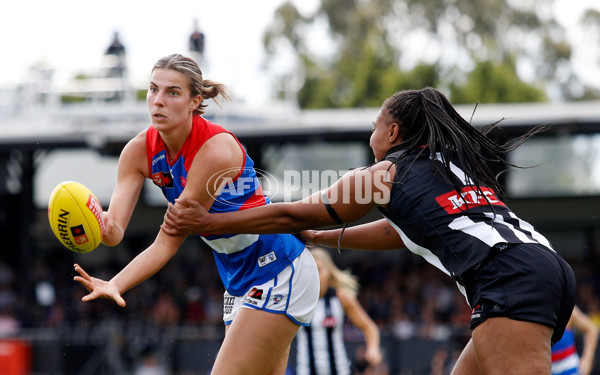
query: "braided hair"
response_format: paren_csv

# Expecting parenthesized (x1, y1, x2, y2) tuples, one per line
(382, 87, 546, 201)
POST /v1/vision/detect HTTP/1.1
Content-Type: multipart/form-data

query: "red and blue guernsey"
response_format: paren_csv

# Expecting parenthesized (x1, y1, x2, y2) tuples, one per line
(146, 115, 305, 296)
(551, 328, 580, 375)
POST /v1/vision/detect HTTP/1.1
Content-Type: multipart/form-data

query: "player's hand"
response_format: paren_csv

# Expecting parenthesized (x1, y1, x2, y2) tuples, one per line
(365, 345, 383, 367)
(73, 264, 126, 307)
(161, 197, 208, 235)
(298, 230, 318, 246)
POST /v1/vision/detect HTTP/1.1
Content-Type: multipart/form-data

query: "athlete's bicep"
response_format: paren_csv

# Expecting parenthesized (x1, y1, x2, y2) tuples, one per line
(321, 162, 393, 224)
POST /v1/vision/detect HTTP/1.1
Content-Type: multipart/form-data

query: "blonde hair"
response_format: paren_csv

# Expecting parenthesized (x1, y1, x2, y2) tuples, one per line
(311, 247, 359, 298)
(152, 54, 231, 115)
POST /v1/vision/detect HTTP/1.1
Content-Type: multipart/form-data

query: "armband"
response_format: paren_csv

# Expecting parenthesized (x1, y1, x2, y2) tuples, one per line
(321, 191, 344, 225)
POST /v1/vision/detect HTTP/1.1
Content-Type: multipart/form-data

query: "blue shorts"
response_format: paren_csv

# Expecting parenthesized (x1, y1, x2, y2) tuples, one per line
(464, 243, 576, 344)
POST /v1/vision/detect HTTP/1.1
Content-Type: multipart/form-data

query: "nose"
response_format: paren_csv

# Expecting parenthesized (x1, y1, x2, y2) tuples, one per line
(152, 90, 165, 106)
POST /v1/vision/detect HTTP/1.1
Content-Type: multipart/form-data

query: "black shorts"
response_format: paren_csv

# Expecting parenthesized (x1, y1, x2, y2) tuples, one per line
(464, 243, 576, 344)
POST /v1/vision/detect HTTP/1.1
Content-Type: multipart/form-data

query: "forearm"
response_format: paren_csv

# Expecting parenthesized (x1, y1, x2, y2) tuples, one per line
(110, 235, 182, 294)
(312, 219, 405, 250)
(363, 321, 381, 351)
(205, 202, 334, 235)
(581, 329, 599, 370)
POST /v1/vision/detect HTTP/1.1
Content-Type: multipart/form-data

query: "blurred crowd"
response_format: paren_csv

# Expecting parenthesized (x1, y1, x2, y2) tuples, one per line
(1, 238, 598, 337)
(0, 237, 598, 372)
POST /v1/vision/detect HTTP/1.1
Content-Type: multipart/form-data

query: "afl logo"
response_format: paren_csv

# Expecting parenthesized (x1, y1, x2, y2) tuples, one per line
(206, 167, 279, 207)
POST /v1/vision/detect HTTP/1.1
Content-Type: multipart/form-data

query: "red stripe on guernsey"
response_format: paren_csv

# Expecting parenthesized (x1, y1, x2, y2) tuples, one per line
(435, 186, 505, 214)
(551, 346, 577, 362)
(239, 184, 267, 210)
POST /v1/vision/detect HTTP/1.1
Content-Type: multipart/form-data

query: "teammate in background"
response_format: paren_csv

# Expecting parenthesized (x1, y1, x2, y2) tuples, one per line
(552, 305, 598, 375)
(162, 87, 577, 375)
(73, 53, 320, 375)
(295, 247, 382, 375)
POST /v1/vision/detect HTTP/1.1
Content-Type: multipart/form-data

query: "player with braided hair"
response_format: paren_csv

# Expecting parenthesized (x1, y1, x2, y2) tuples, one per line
(163, 87, 576, 375)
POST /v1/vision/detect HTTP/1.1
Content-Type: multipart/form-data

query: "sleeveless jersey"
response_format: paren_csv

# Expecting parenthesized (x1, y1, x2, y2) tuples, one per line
(552, 328, 580, 375)
(295, 288, 351, 375)
(379, 149, 554, 284)
(146, 116, 305, 296)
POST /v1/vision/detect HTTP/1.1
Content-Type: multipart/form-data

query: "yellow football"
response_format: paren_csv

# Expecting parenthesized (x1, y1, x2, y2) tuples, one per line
(48, 181, 105, 253)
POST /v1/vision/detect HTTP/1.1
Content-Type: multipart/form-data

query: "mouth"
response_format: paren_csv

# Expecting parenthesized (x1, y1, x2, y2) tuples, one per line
(152, 113, 167, 120)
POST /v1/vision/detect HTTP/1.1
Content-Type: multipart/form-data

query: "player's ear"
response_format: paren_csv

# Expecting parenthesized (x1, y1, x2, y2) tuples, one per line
(191, 95, 202, 112)
(388, 122, 401, 143)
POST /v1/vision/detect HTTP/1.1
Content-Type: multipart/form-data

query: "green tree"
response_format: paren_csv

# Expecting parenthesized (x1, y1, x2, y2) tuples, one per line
(263, 0, 594, 108)
(450, 59, 547, 104)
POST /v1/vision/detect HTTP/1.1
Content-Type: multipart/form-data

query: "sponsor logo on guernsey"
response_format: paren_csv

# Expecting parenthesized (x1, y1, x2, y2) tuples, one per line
(435, 186, 505, 214)
(322, 316, 337, 328)
(151, 171, 174, 188)
(273, 294, 285, 305)
(258, 251, 277, 267)
(70, 224, 89, 245)
(151, 153, 166, 166)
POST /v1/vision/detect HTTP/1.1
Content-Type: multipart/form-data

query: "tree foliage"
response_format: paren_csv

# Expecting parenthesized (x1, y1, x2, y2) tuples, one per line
(263, 0, 599, 108)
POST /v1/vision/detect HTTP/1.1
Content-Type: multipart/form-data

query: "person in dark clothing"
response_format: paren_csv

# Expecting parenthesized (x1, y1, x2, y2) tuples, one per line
(162, 87, 577, 375)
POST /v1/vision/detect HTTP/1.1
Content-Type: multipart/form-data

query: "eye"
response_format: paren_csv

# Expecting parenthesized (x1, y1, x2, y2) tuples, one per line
(169, 90, 180, 97)
(149, 87, 158, 93)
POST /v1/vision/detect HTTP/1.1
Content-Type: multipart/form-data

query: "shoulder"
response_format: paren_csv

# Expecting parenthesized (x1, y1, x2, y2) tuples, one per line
(357, 160, 397, 188)
(187, 132, 244, 180)
(197, 132, 242, 162)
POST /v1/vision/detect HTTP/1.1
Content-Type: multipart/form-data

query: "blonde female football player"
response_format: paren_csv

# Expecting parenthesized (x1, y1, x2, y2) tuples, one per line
(73, 54, 319, 375)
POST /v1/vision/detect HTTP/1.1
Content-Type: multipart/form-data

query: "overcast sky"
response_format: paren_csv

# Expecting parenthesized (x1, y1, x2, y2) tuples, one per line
(2, 0, 598, 107)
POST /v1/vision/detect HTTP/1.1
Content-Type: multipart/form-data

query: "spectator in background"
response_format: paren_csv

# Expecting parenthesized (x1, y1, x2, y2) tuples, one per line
(552, 305, 598, 375)
(104, 31, 128, 100)
(294, 247, 382, 375)
(189, 19, 205, 65)
(106, 31, 125, 56)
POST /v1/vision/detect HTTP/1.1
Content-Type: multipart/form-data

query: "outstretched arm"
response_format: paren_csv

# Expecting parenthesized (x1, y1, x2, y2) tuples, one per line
(303, 219, 405, 251)
(162, 193, 342, 235)
(75, 132, 242, 307)
(74, 231, 185, 307)
(162, 162, 395, 236)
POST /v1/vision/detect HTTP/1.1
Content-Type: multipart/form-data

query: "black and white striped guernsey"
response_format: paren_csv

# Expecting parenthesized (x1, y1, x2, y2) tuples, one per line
(378, 149, 554, 284)
(295, 288, 351, 375)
